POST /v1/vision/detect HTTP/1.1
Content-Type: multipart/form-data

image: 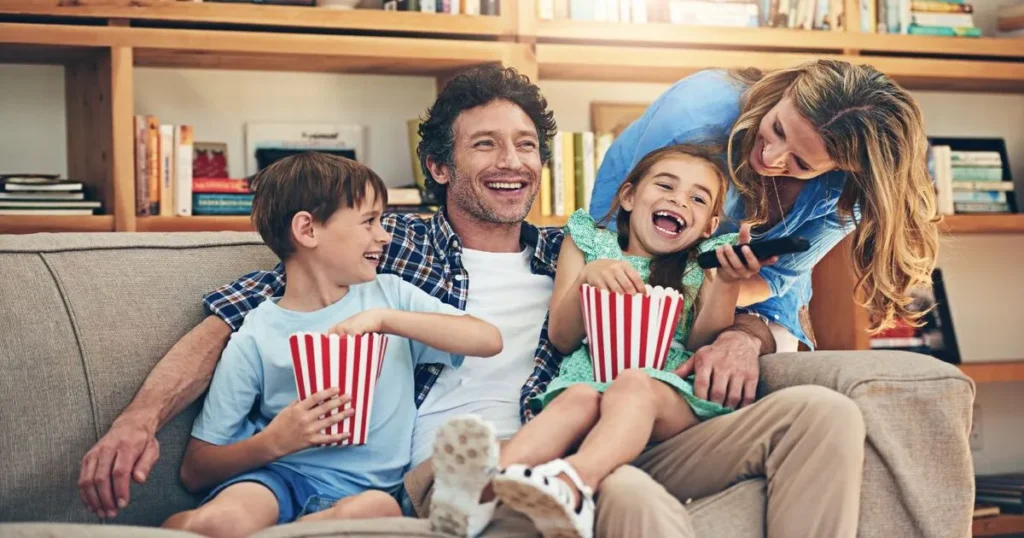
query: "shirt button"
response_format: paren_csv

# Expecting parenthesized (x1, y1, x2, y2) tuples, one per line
(773, 314, 780, 320)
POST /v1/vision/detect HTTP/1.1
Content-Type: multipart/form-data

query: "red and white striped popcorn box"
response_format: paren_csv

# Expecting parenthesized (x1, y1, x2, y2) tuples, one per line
(288, 332, 388, 447)
(579, 283, 685, 384)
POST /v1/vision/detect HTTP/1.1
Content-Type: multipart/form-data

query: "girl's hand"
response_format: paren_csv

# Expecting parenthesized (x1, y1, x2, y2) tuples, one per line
(578, 259, 646, 294)
(330, 309, 389, 336)
(714, 223, 777, 283)
(262, 388, 353, 457)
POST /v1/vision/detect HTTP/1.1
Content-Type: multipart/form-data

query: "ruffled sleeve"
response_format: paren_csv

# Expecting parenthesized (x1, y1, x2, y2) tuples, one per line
(564, 208, 601, 254)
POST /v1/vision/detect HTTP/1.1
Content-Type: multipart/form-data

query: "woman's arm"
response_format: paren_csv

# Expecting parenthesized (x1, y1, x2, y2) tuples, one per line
(737, 274, 772, 307)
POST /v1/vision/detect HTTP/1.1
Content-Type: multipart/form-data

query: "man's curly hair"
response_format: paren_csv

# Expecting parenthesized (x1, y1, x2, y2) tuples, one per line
(417, 65, 557, 204)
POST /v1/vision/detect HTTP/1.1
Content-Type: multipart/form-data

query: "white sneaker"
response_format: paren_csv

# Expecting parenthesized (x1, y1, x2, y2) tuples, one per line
(429, 415, 499, 537)
(492, 459, 595, 538)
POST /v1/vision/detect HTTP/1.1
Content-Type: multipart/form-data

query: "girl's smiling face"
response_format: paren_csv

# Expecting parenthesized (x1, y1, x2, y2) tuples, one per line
(620, 154, 723, 257)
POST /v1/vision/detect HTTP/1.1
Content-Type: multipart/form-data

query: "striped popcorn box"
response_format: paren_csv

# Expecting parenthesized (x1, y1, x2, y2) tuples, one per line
(580, 283, 684, 384)
(289, 332, 388, 447)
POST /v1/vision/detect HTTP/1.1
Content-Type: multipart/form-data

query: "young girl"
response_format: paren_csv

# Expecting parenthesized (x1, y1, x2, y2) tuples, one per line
(431, 144, 771, 538)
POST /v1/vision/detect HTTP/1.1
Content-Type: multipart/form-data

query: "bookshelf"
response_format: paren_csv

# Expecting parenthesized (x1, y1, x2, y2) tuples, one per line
(973, 514, 1024, 537)
(0, 0, 1022, 351)
(959, 361, 1024, 385)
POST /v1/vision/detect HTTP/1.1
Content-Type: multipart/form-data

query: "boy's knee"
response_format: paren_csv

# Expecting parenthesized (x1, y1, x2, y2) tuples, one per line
(175, 505, 253, 538)
(332, 490, 402, 519)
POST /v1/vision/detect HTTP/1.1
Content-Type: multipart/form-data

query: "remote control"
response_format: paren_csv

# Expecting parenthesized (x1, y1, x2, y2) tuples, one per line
(697, 236, 810, 269)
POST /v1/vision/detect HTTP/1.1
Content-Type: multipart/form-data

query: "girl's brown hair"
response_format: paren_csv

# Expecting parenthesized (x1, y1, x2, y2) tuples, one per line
(727, 60, 939, 333)
(599, 143, 729, 300)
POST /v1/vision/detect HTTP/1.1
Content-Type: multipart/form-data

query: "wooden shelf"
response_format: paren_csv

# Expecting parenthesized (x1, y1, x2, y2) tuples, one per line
(536, 43, 1024, 92)
(0, 2, 513, 38)
(973, 514, 1024, 537)
(0, 215, 115, 234)
(0, 23, 514, 74)
(940, 214, 1024, 234)
(959, 361, 1024, 384)
(528, 214, 569, 228)
(136, 216, 254, 232)
(533, 19, 1024, 60)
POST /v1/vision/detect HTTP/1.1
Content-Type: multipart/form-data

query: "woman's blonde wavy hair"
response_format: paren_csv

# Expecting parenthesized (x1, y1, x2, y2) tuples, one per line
(727, 60, 940, 333)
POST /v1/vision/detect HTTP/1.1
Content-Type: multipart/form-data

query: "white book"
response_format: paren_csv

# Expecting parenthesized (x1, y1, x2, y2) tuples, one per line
(581, 131, 595, 211)
(174, 125, 194, 217)
(538, 0, 554, 19)
(552, 134, 565, 217)
(159, 124, 175, 217)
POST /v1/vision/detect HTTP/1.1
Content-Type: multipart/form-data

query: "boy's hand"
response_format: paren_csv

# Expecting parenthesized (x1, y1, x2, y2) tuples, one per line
(578, 259, 646, 295)
(330, 309, 389, 336)
(713, 223, 777, 283)
(261, 388, 353, 457)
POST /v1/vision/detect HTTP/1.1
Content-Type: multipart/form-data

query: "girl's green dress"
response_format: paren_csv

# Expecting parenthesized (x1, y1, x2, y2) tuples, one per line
(531, 209, 738, 420)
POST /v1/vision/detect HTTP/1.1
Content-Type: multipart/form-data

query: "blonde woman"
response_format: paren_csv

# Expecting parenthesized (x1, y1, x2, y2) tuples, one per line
(590, 59, 939, 405)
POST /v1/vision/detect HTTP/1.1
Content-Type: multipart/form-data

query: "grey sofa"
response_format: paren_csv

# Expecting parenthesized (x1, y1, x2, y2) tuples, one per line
(0, 232, 976, 537)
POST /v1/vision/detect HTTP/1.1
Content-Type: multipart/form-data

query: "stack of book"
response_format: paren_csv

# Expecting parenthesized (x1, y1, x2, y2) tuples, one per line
(192, 178, 254, 216)
(859, 0, 981, 37)
(929, 145, 1014, 215)
(0, 174, 102, 216)
(977, 473, 1024, 515)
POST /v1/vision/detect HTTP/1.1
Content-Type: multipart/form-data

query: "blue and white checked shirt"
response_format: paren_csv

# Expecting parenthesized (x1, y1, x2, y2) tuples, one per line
(203, 210, 565, 423)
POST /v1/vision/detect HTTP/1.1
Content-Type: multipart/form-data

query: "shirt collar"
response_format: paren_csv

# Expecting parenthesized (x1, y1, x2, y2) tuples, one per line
(428, 207, 559, 270)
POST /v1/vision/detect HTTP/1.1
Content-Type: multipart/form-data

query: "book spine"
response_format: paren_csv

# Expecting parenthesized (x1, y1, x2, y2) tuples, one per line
(134, 115, 150, 216)
(159, 124, 176, 217)
(561, 132, 576, 215)
(146, 116, 160, 215)
(174, 125, 194, 217)
(193, 178, 252, 194)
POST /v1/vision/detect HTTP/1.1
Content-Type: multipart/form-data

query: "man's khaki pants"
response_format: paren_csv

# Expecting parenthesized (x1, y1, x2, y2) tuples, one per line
(404, 385, 866, 538)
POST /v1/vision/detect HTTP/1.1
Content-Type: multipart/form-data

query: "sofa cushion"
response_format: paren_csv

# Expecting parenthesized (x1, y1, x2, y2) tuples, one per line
(0, 523, 200, 537)
(0, 232, 276, 525)
(250, 518, 445, 538)
(688, 479, 766, 538)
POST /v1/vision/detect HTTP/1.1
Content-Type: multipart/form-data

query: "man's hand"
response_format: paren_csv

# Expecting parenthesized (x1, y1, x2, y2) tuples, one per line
(260, 388, 353, 457)
(78, 418, 160, 519)
(675, 329, 762, 409)
(330, 309, 388, 336)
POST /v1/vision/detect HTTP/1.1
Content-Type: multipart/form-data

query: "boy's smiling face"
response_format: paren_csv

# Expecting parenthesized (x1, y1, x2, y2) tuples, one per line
(306, 185, 392, 286)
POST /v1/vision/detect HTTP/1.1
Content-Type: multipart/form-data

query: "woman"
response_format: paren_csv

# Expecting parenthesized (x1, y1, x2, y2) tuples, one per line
(590, 59, 940, 352)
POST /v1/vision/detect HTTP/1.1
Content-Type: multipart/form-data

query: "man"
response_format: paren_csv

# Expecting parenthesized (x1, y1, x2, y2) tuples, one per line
(79, 65, 864, 538)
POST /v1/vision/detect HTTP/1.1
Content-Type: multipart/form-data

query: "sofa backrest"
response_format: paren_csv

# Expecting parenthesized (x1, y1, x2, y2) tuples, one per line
(0, 232, 278, 526)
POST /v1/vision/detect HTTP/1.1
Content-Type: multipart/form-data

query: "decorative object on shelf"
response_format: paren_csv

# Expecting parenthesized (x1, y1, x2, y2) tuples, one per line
(193, 142, 230, 180)
(244, 122, 367, 175)
(319, 0, 361, 9)
(869, 267, 960, 364)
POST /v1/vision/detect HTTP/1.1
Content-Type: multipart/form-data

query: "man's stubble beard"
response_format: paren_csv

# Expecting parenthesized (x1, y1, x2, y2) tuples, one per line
(446, 166, 536, 225)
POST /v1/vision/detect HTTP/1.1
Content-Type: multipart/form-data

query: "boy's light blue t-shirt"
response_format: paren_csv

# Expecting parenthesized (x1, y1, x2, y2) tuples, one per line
(590, 69, 856, 349)
(191, 274, 466, 498)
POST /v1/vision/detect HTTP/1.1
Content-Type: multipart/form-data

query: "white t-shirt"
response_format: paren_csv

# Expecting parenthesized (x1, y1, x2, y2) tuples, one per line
(410, 247, 554, 466)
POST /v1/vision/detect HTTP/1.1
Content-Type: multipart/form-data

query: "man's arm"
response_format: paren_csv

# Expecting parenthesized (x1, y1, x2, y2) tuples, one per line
(78, 316, 231, 519)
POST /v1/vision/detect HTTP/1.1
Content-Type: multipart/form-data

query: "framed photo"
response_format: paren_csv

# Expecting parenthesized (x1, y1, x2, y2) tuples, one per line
(590, 102, 650, 137)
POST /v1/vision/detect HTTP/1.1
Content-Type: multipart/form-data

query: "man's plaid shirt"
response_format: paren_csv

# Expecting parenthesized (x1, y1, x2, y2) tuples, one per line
(203, 210, 566, 423)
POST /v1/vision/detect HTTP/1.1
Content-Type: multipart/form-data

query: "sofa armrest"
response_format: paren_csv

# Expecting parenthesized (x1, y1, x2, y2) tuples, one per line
(758, 350, 976, 538)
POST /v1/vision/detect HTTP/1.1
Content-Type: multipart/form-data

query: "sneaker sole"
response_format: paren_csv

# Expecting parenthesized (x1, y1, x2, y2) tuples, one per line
(492, 474, 585, 538)
(430, 416, 498, 537)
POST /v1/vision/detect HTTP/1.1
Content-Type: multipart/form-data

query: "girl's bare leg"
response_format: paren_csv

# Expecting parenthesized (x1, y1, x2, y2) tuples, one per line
(566, 370, 698, 493)
(498, 384, 602, 468)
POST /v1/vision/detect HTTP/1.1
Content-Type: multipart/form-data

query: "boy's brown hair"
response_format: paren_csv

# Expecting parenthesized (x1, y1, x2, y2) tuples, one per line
(250, 152, 389, 261)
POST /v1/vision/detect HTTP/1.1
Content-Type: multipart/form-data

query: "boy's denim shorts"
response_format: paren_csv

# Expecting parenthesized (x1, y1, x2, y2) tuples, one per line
(202, 464, 416, 524)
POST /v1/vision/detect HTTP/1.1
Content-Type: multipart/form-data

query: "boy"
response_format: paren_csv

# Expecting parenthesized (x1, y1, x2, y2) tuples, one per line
(162, 152, 503, 537)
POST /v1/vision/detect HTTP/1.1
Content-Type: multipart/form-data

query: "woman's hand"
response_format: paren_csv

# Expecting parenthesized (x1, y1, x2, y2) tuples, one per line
(578, 259, 646, 295)
(714, 223, 777, 283)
